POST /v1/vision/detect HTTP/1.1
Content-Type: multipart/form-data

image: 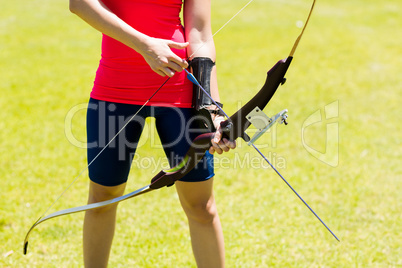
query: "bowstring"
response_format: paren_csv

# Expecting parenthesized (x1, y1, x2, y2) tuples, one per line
(187, 0, 255, 60)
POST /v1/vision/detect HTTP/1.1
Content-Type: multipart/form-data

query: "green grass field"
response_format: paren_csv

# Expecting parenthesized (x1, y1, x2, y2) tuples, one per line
(1, 0, 401, 267)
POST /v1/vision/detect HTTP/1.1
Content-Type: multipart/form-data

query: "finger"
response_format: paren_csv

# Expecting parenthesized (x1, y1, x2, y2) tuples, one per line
(168, 41, 189, 50)
(169, 56, 188, 70)
(213, 129, 222, 144)
(158, 54, 186, 71)
(223, 138, 236, 149)
(210, 139, 223, 154)
(154, 69, 167, 77)
(168, 61, 184, 73)
(167, 42, 189, 69)
(217, 141, 230, 152)
(158, 66, 175, 77)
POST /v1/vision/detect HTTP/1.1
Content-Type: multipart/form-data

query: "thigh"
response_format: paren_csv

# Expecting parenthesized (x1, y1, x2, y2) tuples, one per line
(154, 107, 214, 182)
(86, 98, 146, 186)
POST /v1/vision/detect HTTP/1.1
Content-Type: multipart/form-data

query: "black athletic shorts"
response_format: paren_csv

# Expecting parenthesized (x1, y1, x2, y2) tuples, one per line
(86, 98, 214, 186)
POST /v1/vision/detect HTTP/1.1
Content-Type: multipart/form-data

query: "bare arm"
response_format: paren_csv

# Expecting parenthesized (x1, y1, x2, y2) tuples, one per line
(184, 0, 219, 101)
(69, 0, 188, 76)
(184, 0, 236, 153)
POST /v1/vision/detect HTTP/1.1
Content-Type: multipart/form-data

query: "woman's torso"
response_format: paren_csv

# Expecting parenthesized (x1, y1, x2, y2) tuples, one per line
(91, 0, 193, 107)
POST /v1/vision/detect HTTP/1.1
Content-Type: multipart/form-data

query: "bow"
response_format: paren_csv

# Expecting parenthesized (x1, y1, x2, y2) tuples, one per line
(24, 0, 337, 255)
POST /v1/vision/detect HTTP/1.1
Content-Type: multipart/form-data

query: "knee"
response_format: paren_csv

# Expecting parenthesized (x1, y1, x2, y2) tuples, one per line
(182, 198, 218, 225)
(87, 181, 126, 213)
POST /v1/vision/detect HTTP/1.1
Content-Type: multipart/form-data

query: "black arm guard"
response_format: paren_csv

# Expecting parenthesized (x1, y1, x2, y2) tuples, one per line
(189, 57, 216, 110)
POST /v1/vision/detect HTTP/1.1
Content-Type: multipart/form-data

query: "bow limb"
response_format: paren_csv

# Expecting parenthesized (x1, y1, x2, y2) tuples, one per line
(221, 58, 292, 142)
(23, 131, 209, 255)
(23, 132, 215, 254)
(23, 185, 152, 254)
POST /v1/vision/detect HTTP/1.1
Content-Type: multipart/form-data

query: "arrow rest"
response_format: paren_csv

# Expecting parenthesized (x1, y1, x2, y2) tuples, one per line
(246, 107, 289, 145)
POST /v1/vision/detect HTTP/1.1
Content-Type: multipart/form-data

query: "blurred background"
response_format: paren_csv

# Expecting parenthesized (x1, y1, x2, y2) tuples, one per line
(1, 0, 401, 267)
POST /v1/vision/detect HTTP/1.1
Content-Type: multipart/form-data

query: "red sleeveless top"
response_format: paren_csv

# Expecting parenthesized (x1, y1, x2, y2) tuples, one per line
(91, 0, 193, 107)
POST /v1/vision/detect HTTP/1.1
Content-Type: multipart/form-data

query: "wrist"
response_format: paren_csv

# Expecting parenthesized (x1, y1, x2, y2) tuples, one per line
(206, 102, 224, 116)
